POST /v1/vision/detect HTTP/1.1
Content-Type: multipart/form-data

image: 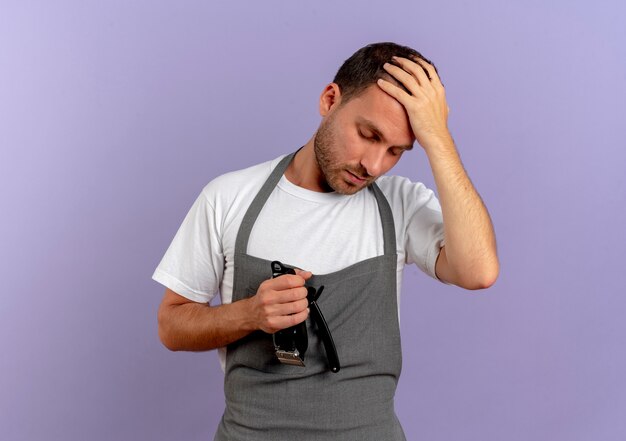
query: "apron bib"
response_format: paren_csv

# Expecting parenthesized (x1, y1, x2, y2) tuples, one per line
(214, 151, 406, 441)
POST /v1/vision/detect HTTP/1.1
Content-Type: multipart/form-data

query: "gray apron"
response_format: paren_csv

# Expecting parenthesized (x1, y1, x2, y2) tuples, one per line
(214, 151, 406, 441)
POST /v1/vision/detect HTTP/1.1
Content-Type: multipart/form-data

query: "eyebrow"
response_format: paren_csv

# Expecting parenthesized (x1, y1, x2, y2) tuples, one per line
(356, 117, 414, 150)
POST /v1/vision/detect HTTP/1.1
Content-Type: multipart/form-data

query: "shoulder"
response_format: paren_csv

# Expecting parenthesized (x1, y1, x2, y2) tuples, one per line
(375, 174, 440, 216)
(200, 154, 288, 210)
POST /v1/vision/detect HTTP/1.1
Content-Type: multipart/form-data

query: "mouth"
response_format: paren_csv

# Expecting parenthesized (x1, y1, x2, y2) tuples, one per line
(346, 170, 367, 185)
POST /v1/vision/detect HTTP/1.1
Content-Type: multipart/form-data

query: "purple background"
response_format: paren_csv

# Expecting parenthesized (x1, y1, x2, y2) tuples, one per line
(1, 1, 625, 440)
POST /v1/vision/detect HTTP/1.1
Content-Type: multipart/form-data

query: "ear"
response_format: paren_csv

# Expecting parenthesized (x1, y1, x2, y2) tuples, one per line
(318, 83, 342, 117)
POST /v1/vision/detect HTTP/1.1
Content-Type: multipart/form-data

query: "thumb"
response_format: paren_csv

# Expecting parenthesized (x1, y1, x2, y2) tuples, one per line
(294, 268, 313, 281)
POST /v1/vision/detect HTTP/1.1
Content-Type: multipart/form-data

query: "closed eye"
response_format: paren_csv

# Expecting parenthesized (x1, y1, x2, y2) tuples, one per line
(358, 130, 378, 142)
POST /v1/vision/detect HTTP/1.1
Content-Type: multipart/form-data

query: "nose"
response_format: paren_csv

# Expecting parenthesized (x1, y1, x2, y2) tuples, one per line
(359, 148, 386, 178)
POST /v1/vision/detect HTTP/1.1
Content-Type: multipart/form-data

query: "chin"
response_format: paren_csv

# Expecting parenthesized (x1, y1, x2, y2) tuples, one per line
(323, 167, 373, 195)
(331, 180, 370, 196)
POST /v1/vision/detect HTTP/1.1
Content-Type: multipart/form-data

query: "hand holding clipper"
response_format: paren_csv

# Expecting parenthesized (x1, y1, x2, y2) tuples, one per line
(271, 261, 340, 373)
(271, 261, 309, 366)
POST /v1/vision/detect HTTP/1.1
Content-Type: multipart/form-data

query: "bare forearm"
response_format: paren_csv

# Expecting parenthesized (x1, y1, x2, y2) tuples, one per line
(425, 135, 499, 287)
(158, 299, 256, 352)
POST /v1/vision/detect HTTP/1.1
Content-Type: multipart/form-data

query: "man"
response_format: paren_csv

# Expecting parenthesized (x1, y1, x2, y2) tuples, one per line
(153, 42, 499, 440)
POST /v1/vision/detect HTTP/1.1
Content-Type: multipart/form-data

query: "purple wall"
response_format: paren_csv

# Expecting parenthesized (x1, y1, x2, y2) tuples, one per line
(2, 1, 625, 440)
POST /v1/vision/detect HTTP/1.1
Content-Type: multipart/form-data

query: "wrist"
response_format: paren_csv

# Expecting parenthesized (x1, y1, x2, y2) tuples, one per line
(236, 297, 259, 333)
(422, 131, 455, 154)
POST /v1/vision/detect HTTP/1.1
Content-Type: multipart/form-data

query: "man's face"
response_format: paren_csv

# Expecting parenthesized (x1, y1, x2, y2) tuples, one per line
(314, 84, 415, 195)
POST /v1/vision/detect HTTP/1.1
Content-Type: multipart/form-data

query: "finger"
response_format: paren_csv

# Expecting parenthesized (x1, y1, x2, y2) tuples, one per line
(271, 308, 310, 331)
(294, 268, 313, 281)
(268, 286, 308, 305)
(268, 273, 307, 290)
(268, 297, 309, 316)
(376, 78, 412, 106)
(410, 56, 445, 89)
(392, 56, 434, 90)
(283, 286, 309, 302)
(382, 62, 421, 96)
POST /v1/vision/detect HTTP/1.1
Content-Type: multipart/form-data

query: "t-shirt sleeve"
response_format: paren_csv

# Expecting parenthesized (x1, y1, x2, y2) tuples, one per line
(404, 185, 450, 284)
(151, 189, 224, 303)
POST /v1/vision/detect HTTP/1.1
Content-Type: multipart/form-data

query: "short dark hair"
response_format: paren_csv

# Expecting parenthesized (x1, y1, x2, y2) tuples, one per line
(332, 42, 440, 105)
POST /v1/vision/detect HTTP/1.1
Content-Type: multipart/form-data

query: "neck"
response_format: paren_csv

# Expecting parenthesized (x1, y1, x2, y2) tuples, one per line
(285, 137, 332, 192)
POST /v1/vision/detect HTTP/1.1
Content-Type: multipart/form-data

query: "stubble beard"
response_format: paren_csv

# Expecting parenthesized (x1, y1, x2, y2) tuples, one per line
(313, 115, 374, 195)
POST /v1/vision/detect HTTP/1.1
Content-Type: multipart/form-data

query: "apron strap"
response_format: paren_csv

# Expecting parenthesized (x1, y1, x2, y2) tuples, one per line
(234, 150, 397, 257)
(370, 181, 397, 256)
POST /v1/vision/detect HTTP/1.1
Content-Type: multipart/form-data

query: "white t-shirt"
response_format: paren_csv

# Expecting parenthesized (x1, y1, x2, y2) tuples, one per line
(152, 154, 447, 370)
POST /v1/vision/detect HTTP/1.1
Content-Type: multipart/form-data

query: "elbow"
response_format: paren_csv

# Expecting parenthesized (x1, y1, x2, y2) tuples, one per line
(157, 307, 179, 351)
(469, 275, 497, 291)
(158, 330, 178, 352)
(462, 263, 499, 291)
